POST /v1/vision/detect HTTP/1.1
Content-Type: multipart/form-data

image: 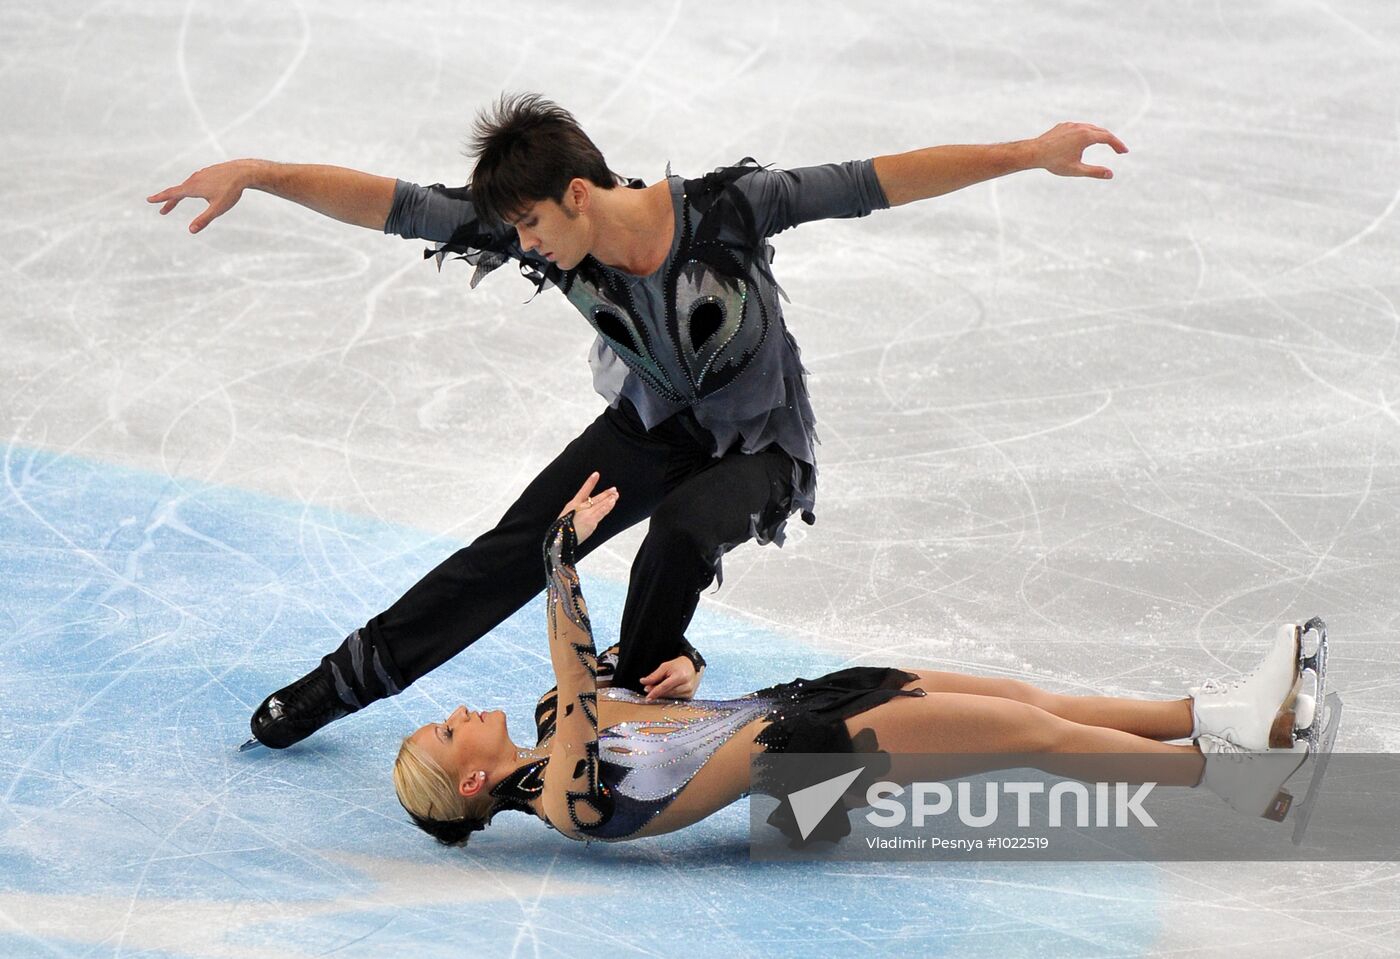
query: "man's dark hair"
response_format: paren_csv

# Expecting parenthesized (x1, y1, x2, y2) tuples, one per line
(468, 93, 615, 225)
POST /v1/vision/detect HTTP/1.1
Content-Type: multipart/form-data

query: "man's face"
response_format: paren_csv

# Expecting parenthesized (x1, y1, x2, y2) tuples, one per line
(510, 197, 587, 270)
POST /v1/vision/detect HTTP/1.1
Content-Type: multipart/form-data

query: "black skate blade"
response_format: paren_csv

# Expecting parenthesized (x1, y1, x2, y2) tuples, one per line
(1291, 692, 1343, 846)
(237, 737, 266, 753)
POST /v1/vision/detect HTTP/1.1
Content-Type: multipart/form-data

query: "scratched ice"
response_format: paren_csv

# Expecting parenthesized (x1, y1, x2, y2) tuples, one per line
(3, 1, 1399, 957)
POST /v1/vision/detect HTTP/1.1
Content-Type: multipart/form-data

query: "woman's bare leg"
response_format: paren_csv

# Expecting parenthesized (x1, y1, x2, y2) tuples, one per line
(848, 690, 1204, 786)
(905, 669, 1193, 741)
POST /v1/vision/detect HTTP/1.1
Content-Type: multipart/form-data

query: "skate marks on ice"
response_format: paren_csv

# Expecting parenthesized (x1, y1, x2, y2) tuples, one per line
(0, 852, 594, 959)
(5, 0, 1400, 954)
(0, 446, 1162, 958)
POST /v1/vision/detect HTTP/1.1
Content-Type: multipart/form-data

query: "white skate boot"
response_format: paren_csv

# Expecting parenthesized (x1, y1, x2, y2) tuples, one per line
(1189, 623, 1304, 750)
(1198, 736, 1310, 821)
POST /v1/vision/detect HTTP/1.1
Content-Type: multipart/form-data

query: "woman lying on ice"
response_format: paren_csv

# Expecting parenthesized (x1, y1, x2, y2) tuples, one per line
(393, 474, 1326, 845)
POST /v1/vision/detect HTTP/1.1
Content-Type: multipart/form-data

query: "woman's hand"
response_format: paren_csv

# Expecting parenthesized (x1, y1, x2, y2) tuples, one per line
(641, 655, 704, 701)
(559, 472, 619, 545)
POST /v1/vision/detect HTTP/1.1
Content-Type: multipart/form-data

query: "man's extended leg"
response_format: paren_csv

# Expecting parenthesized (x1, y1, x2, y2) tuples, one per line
(251, 401, 670, 748)
(610, 444, 799, 691)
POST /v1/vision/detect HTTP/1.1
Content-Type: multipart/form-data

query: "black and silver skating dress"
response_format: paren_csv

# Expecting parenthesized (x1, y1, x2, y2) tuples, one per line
(536, 513, 922, 842)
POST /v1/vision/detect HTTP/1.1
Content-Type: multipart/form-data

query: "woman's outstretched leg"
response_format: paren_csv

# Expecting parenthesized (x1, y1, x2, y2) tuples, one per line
(848, 689, 1204, 786)
(904, 670, 1193, 741)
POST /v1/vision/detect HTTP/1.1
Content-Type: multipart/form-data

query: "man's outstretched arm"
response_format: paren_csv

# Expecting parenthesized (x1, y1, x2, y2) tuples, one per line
(147, 160, 396, 234)
(873, 121, 1128, 207)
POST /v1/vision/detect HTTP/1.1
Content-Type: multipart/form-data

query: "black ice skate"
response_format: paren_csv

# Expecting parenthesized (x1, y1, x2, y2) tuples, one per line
(240, 665, 350, 751)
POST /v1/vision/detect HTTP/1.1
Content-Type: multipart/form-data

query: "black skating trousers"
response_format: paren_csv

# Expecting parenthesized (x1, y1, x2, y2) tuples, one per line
(324, 398, 799, 701)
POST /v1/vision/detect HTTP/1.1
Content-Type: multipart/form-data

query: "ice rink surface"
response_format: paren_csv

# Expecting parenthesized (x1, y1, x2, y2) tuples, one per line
(4, 1, 1399, 955)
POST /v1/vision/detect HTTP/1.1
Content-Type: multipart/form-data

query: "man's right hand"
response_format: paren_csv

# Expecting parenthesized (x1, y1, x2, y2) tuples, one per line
(147, 159, 259, 234)
(147, 161, 396, 233)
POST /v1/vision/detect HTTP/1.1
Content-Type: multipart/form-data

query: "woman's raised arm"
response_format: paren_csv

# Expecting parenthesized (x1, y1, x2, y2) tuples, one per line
(537, 474, 619, 838)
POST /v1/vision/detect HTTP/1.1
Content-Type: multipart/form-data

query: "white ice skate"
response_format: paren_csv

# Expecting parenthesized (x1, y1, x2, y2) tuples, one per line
(1190, 623, 1305, 750)
(1198, 736, 1310, 822)
(1196, 617, 1341, 843)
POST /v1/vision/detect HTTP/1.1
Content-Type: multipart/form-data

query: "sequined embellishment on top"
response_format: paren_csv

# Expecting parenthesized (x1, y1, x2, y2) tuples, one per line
(669, 258, 764, 399)
(562, 179, 773, 408)
(579, 687, 773, 840)
(564, 275, 684, 404)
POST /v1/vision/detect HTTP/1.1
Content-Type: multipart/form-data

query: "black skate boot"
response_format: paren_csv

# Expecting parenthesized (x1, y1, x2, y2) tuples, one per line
(245, 665, 350, 750)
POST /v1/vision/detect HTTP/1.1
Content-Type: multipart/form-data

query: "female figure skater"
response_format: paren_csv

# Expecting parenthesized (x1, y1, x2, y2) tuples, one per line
(394, 475, 1320, 846)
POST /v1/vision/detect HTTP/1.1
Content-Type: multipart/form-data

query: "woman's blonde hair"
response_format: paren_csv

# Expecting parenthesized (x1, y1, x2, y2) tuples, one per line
(393, 736, 496, 845)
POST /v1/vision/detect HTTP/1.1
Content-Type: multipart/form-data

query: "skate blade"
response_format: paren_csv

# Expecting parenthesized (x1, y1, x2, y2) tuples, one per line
(1291, 692, 1344, 846)
(1299, 616, 1327, 674)
(1299, 621, 1329, 745)
(237, 738, 266, 753)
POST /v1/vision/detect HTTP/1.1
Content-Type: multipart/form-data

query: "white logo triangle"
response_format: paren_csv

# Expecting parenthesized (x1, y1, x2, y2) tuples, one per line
(788, 767, 865, 840)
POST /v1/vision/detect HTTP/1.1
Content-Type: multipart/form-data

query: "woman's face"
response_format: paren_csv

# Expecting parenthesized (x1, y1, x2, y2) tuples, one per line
(409, 705, 511, 789)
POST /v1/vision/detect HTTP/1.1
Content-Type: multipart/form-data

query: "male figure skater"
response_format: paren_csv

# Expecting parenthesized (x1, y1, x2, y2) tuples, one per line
(149, 95, 1127, 748)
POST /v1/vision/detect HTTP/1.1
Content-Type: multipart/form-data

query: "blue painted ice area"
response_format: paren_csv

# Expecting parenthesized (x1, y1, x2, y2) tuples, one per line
(1, 445, 1158, 957)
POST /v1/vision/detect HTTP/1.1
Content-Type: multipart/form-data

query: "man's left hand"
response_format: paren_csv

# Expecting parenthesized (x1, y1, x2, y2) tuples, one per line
(1031, 121, 1129, 179)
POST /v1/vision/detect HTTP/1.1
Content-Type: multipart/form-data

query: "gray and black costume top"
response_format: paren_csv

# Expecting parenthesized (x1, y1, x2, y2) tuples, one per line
(532, 514, 921, 843)
(384, 160, 890, 540)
